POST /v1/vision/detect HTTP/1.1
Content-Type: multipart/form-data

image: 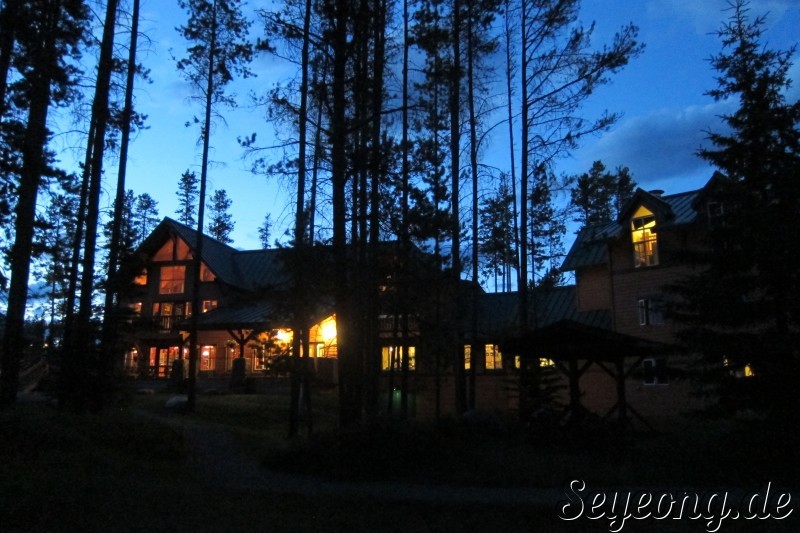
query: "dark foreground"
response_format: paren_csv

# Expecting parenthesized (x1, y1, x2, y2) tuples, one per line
(1, 389, 797, 532)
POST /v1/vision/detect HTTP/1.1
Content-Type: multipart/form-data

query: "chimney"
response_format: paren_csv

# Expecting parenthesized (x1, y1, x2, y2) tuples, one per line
(649, 189, 664, 198)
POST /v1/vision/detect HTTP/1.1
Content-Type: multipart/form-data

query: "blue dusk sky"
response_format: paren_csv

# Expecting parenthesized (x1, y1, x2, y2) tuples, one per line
(97, 0, 800, 250)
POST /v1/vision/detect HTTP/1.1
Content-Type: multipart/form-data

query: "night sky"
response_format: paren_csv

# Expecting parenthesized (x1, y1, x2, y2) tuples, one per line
(78, 0, 800, 250)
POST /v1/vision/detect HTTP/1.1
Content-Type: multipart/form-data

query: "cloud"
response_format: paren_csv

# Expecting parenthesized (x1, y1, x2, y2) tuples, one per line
(646, 0, 794, 35)
(575, 101, 735, 186)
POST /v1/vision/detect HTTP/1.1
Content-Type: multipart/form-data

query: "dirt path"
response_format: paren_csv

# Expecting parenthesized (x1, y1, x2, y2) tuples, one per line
(154, 411, 564, 507)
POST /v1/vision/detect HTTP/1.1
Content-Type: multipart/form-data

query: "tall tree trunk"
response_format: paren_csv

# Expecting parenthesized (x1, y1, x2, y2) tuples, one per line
(187, 0, 219, 413)
(61, 119, 93, 406)
(504, 0, 519, 295)
(366, 0, 386, 420)
(399, 0, 411, 419)
(101, 0, 140, 374)
(449, 0, 466, 416)
(288, 0, 312, 438)
(517, 0, 530, 421)
(331, 0, 359, 428)
(0, 0, 61, 408)
(74, 0, 120, 410)
(466, 0, 479, 411)
(518, 0, 529, 328)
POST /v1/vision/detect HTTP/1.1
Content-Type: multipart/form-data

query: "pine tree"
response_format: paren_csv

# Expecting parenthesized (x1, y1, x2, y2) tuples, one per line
(206, 189, 234, 243)
(175, 169, 199, 226)
(668, 0, 800, 416)
(529, 165, 567, 288)
(131, 193, 159, 246)
(101, 0, 144, 377)
(479, 177, 515, 291)
(570, 160, 637, 228)
(1, 0, 89, 407)
(178, 0, 252, 411)
(258, 213, 272, 248)
(34, 180, 81, 346)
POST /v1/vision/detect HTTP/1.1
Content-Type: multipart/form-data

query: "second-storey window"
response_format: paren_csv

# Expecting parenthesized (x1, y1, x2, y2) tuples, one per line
(159, 265, 186, 294)
(638, 298, 664, 326)
(631, 206, 659, 267)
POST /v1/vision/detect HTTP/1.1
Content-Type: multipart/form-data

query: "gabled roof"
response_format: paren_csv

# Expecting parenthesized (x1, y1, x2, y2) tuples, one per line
(132, 217, 296, 291)
(562, 178, 710, 271)
(618, 187, 674, 223)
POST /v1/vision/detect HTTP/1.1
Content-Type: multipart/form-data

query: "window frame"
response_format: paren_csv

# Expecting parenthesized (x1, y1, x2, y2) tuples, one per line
(631, 208, 659, 268)
(158, 265, 186, 294)
(638, 297, 664, 326)
(381, 345, 416, 372)
(642, 357, 669, 385)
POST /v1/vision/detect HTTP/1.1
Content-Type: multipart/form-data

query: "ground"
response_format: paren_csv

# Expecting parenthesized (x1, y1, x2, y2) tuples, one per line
(1, 383, 798, 532)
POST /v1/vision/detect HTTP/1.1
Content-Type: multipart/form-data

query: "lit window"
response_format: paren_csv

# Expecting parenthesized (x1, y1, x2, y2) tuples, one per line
(539, 358, 555, 367)
(638, 298, 664, 326)
(200, 263, 215, 281)
(381, 346, 415, 371)
(631, 206, 659, 267)
(485, 344, 503, 370)
(133, 269, 147, 285)
(310, 315, 337, 344)
(159, 265, 186, 294)
(723, 357, 755, 378)
(643, 358, 668, 385)
(202, 300, 218, 313)
(200, 345, 216, 371)
(130, 302, 142, 314)
(464, 345, 471, 370)
(252, 346, 268, 371)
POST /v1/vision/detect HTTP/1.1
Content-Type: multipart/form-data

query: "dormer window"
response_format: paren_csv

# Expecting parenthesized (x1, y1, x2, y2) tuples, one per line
(631, 206, 659, 268)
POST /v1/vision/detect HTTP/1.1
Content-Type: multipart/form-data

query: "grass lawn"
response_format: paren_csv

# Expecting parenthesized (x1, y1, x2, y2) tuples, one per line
(1, 385, 798, 532)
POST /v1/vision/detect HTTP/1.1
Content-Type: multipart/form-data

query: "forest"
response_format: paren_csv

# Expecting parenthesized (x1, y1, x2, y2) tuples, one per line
(1, 0, 798, 432)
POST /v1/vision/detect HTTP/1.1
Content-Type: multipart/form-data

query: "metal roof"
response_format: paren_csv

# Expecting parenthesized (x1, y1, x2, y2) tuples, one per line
(561, 222, 618, 271)
(476, 286, 611, 338)
(188, 301, 290, 331)
(501, 319, 674, 361)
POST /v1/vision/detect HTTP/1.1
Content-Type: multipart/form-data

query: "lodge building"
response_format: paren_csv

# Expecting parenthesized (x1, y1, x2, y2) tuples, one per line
(121, 176, 726, 425)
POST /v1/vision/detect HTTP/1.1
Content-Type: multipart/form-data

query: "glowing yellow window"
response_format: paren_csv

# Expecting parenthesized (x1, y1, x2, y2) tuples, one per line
(631, 206, 659, 267)
(485, 344, 503, 370)
(381, 346, 415, 371)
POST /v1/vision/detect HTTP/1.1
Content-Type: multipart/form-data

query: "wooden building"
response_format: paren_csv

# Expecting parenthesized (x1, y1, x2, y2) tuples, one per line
(121, 176, 723, 425)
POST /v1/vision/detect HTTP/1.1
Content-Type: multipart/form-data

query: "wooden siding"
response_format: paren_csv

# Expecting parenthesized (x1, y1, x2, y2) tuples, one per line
(575, 265, 612, 312)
